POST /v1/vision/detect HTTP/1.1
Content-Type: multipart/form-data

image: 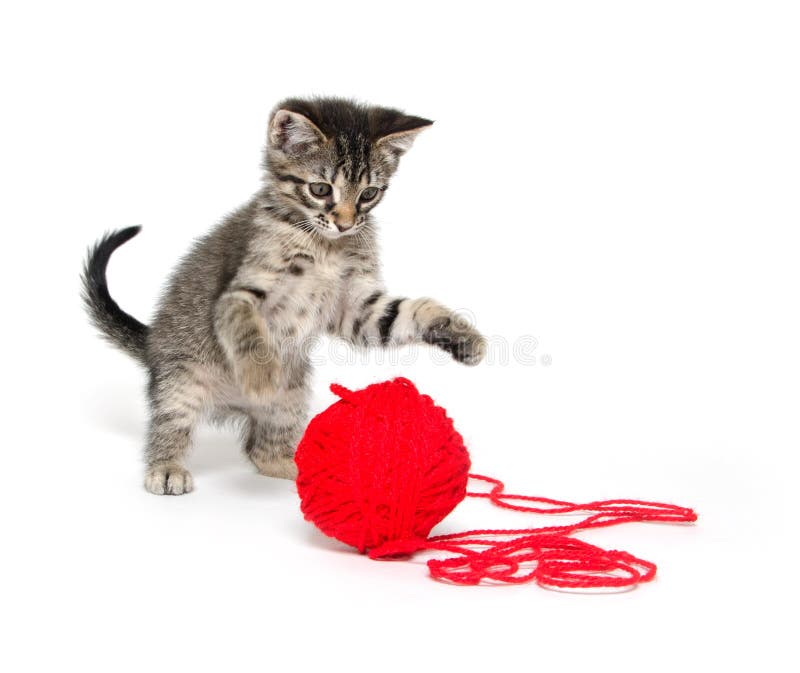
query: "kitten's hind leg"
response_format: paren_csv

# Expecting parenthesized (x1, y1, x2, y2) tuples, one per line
(144, 364, 208, 495)
(244, 416, 301, 480)
(243, 388, 308, 481)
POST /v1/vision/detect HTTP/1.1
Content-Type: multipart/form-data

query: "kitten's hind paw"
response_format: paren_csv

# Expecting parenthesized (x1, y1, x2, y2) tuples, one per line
(253, 455, 298, 481)
(144, 463, 194, 495)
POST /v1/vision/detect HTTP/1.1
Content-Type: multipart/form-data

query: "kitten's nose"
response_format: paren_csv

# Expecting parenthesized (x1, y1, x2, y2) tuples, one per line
(331, 207, 355, 232)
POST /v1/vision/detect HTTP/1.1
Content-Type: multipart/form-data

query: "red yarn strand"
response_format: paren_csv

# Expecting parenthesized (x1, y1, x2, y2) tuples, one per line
(417, 474, 697, 588)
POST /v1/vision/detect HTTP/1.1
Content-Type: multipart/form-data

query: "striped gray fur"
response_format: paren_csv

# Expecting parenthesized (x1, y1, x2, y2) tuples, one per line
(81, 97, 486, 495)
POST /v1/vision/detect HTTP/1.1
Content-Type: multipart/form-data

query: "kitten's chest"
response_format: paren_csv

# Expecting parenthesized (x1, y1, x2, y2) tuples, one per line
(260, 251, 348, 337)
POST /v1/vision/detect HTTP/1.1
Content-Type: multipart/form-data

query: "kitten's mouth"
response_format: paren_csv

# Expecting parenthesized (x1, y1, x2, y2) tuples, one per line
(316, 224, 358, 240)
(314, 225, 340, 239)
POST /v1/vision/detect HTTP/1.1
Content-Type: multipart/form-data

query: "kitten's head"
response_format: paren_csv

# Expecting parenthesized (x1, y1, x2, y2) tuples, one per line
(263, 97, 432, 239)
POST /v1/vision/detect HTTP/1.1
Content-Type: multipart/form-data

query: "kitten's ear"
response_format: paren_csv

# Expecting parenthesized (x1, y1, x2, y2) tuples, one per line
(268, 109, 327, 156)
(374, 114, 434, 158)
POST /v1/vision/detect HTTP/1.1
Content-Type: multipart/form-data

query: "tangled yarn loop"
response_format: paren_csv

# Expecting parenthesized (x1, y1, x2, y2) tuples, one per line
(295, 378, 697, 589)
(423, 474, 696, 587)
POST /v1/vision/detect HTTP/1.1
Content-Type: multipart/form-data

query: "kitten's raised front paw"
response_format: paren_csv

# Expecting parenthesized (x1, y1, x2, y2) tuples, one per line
(424, 316, 487, 366)
(144, 463, 194, 495)
(236, 358, 281, 399)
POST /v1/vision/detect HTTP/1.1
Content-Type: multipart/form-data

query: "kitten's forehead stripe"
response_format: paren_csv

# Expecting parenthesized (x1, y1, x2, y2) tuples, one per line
(331, 160, 345, 183)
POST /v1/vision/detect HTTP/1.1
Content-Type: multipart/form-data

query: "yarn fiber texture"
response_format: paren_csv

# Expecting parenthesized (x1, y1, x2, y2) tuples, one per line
(295, 377, 470, 557)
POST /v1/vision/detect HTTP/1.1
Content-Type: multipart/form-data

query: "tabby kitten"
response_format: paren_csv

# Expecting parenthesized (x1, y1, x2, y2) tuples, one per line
(82, 97, 486, 495)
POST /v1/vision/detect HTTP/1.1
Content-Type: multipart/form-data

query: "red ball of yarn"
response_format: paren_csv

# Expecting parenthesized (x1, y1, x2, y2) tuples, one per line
(295, 377, 470, 557)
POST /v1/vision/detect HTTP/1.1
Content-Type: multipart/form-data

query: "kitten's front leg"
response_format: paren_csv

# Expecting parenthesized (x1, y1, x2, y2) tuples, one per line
(214, 288, 281, 398)
(341, 289, 486, 365)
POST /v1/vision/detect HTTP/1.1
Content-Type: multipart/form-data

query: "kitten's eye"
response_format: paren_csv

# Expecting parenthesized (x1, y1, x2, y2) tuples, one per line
(309, 183, 332, 197)
(360, 186, 379, 201)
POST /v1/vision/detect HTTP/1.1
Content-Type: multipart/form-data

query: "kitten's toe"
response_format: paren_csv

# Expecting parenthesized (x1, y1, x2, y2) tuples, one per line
(454, 331, 487, 365)
(144, 463, 194, 495)
(254, 456, 298, 481)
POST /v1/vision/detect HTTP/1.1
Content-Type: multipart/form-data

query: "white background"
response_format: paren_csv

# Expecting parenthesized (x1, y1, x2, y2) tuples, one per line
(2, 1, 798, 671)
